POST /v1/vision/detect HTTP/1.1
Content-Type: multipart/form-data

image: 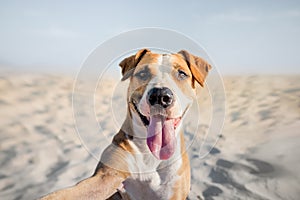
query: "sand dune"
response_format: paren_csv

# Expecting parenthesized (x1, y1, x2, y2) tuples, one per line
(0, 72, 299, 200)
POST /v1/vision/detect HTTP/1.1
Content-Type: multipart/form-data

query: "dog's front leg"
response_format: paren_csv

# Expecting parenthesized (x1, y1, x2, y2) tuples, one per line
(40, 163, 128, 200)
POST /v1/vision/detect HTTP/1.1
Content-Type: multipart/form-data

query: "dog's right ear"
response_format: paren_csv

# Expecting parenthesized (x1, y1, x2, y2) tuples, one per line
(119, 49, 150, 81)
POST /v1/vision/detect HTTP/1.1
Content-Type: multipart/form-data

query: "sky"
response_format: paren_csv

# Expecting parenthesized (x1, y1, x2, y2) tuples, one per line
(0, 0, 300, 75)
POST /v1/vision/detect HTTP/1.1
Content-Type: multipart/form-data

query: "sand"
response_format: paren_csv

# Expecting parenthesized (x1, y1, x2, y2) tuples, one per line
(0, 71, 299, 200)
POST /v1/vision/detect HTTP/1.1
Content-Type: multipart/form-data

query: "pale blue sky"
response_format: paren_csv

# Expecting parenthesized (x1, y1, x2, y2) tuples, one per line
(0, 0, 300, 74)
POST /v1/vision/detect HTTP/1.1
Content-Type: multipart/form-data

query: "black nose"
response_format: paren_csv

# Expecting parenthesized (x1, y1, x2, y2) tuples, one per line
(147, 87, 174, 108)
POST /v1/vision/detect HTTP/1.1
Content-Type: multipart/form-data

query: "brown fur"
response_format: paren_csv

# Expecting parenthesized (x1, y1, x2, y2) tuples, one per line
(170, 131, 191, 200)
(119, 49, 151, 81)
(178, 50, 211, 87)
(41, 164, 128, 200)
(169, 54, 196, 98)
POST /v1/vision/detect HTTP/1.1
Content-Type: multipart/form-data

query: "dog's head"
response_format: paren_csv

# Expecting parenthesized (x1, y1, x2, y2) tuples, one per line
(120, 49, 211, 160)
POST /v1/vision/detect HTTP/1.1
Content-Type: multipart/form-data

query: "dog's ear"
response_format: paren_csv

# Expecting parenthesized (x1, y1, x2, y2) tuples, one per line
(119, 49, 151, 81)
(178, 50, 212, 88)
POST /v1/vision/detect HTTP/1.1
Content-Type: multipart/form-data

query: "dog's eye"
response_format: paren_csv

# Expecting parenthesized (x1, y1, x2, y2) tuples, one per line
(177, 69, 188, 80)
(135, 70, 150, 80)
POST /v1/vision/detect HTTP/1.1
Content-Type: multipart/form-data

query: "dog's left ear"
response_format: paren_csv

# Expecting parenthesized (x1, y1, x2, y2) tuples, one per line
(178, 50, 212, 88)
(119, 49, 151, 81)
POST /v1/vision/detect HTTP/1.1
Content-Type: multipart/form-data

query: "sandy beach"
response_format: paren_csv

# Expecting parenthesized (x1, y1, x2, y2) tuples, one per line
(0, 72, 299, 200)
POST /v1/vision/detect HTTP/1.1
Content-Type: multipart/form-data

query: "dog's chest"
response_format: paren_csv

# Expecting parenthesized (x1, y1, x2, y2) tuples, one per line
(123, 170, 180, 200)
(124, 153, 182, 200)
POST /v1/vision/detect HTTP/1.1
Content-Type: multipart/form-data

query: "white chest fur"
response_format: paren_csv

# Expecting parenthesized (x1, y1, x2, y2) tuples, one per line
(123, 130, 183, 200)
(124, 158, 182, 200)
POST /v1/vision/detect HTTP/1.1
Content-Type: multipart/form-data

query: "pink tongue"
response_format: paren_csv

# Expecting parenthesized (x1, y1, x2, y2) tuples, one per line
(147, 115, 176, 160)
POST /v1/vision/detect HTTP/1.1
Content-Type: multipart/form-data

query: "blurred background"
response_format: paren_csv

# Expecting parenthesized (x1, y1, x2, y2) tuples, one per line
(1, 0, 300, 75)
(0, 1, 300, 200)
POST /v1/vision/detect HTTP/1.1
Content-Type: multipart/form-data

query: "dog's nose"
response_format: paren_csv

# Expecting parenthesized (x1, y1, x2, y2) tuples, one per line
(147, 87, 174, 108)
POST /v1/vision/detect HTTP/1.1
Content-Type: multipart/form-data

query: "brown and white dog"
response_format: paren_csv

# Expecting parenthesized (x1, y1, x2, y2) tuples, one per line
(41, 49, 211, 200)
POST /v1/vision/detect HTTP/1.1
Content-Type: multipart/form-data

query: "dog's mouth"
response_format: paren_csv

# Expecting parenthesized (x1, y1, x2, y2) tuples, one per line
(131, 100, 182, 129)
(132, 101, 150, 126)
(131, 100, 182, 160)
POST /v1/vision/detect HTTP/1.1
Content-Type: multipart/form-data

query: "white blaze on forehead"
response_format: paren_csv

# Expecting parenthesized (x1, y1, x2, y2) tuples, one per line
(149, 54, 172, 84)
(157, 54, 163, 65)
(160, 54, 173, 74)
(162, 54, 171, 66)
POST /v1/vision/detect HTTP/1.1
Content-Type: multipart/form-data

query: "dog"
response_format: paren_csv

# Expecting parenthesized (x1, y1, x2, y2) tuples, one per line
(41, 49, 211, 200)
